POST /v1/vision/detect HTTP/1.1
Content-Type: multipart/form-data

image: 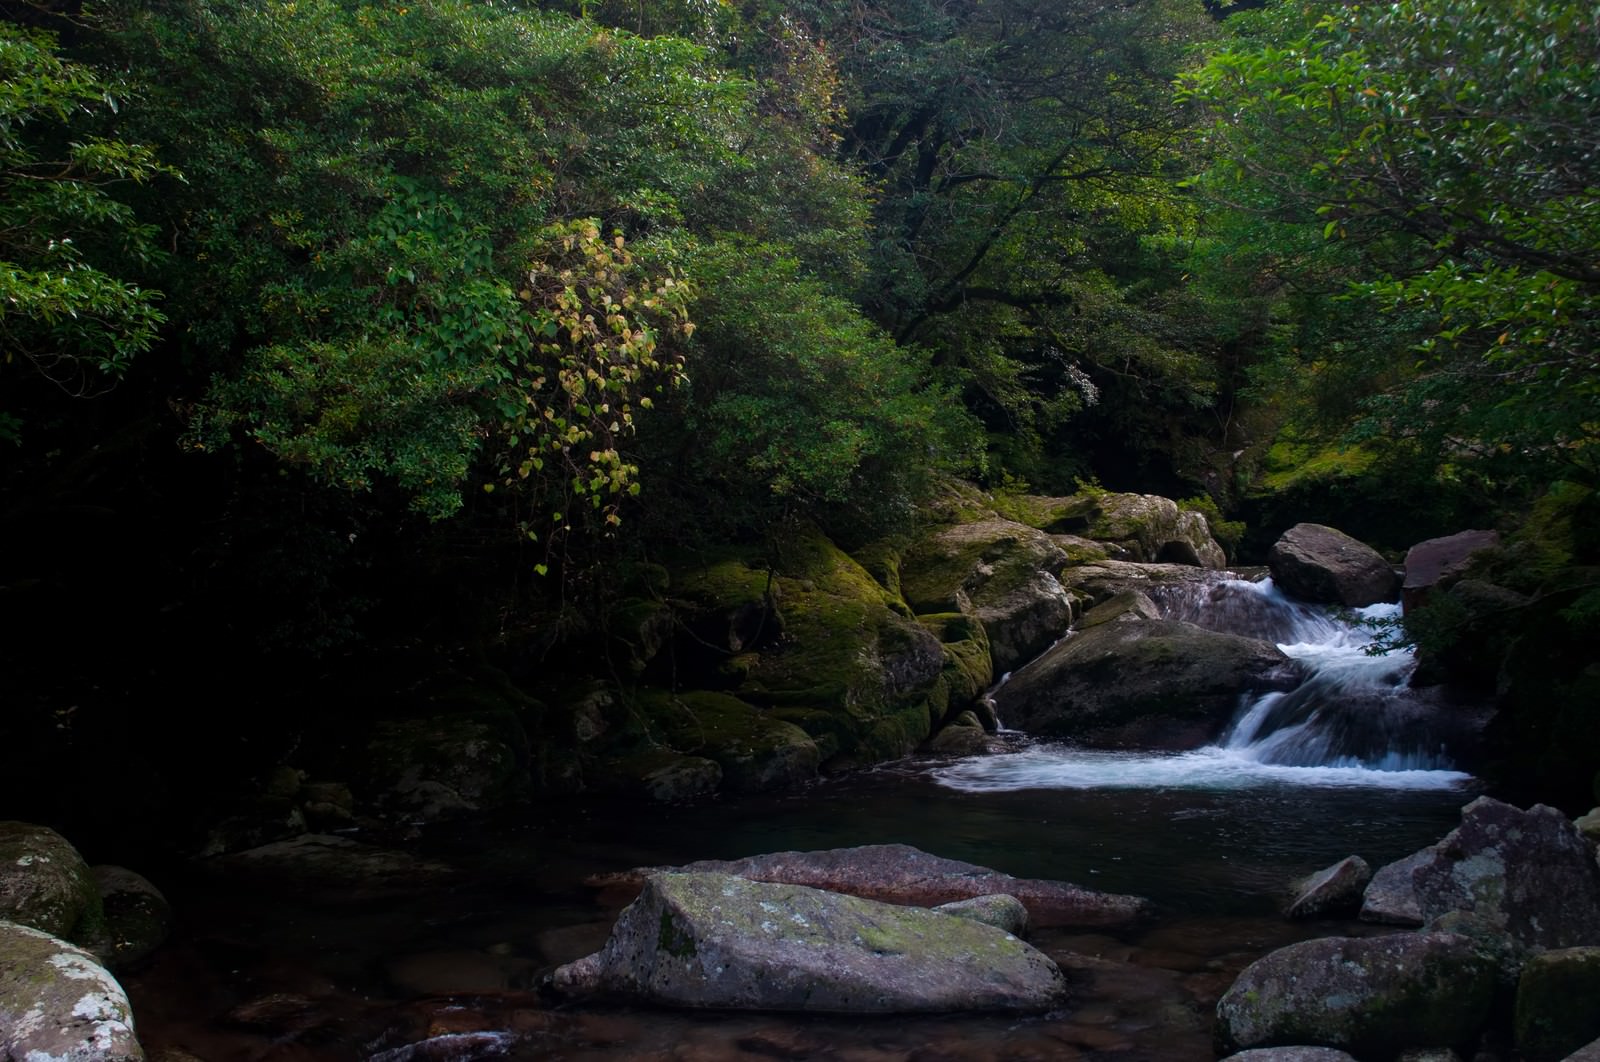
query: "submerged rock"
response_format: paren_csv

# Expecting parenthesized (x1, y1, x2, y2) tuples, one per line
(1287, 855, 1371, 920)
(1268, 523, 1398, 607)
(0, 821, 102, 941)
(202, 833, 456, 901)
(553, 871, 1066, 1012)
(1215, 931, 1496, 1057)
(0, 920, 143, 1062)
(588, 843, 1150, 928)
(992, 618, 1297, 750)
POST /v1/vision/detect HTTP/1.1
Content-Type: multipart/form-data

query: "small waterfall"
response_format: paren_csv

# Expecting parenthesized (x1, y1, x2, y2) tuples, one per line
(934, 575, 1476, 792)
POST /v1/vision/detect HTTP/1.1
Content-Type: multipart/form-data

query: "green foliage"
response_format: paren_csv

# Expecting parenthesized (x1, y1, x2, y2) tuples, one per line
(1181, 0, 1600, 492)
(108, 0, 862, 527)
(665, 237, 978, 532)
(0, 22, 174, 441)
(1178, 493, 1244, 556)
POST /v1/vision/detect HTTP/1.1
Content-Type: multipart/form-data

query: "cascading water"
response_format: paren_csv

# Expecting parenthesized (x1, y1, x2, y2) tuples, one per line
(936, 575, 1478, 793)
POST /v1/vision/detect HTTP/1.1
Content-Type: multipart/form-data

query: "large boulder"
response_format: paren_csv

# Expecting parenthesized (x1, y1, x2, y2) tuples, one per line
(992, 617, 1298, 749)
(1515, 946, 1600, 1062)
(637, 690, 820, 794)
(552, 871, 1066, 1012)
(1215, 931, 1497, 1057)
(898, 518, 1076, 674)
(1268, 523, 1398, 607)
(0, 920, 143, 1062)
(0, 821, 102, 942)
(586, 843, 1150, 929)
(1402, 530, 1500, 612)
(1055, 559, 1241, 611)
(1411, 797, 1600, 952)
(665, 529, 947, 769)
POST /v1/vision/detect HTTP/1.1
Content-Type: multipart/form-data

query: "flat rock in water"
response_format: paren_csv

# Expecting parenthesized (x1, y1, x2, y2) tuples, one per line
(0, 920, 143, 1062)
(554, 871, 1066, 1012)
(1287, 855, 1371, 920)
(587, 843, 1150, 928)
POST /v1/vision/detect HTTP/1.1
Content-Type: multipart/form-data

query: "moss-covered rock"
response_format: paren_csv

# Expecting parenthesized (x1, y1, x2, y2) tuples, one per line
(588, 748, 724, 803)
(1215, 932, 1497, 1058)
(919, 613, 994, 718)
(359, 710, 531, 820)
(899, 518, 1074, 674)
(641, 691, 819, 794)
(552, 871, 1067, 1013)
(1514, 946, 1600, 1062)
(661, 528, 944, 769)
(0, 822, 102, 943)
(0, 920, 142, 1062)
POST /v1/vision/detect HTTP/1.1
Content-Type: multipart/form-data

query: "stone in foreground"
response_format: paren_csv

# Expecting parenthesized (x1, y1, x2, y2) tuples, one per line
(0, 920, 143, 1062)
(1220, 1050, 1359, 1062)
(554, 871, 1066, 1012)
(1215, 931, 1496, 1057)
(588, 843, 1150, 928)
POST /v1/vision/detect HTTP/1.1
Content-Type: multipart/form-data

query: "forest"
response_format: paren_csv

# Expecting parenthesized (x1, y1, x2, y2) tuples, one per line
(3, 0, 1598, 836)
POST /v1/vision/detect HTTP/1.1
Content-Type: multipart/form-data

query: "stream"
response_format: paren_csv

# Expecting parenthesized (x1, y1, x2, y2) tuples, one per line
(124, 576, 1486, 1061)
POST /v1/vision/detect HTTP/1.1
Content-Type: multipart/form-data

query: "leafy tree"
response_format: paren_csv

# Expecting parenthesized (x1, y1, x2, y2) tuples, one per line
(0, 20, 172, 441)
(1181, 0, 1600, 492)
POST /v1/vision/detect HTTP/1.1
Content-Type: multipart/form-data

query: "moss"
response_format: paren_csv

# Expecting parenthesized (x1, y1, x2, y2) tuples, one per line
(635, 689, 818, 792)
(990, 492, 1098, 532)
(1256, 438, 1378, 492)
(657, 909, 698, 959)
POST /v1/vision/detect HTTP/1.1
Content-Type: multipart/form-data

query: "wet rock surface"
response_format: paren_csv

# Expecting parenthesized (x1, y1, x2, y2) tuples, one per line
(1402, 530, 1500, 611)
(553, 871, 1067, 1012)
(588, 843, 1151, 928)
(93, 865, 173, 970)
(993, 617, 1297, 750)
(1268, 523, 1398, 607)
(1360, 849, 1430, 926)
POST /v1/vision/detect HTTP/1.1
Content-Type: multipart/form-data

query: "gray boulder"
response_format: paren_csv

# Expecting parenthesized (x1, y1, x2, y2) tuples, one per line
(586, 842, 1149, 929)
(992, 618, 1298, 750)
(1412, 797, 1600, 951)
(1402, 530, 1500, 612)
(1360, 849, 1430, 926)
(0, 821, 101, 941)
(1269, 523, 1398, 607)
(0, 920, 143, 1062)
(552, 871, 1066, 1012)
(1215, 931, 1497, 1057)
(1055, 559, 1230, 610)
(898, 518, 1075, 674)
(1287, 855, 1371, 920)
(1221, 1051, 1359, 1062)
(1566, 1035, 1600, 1061)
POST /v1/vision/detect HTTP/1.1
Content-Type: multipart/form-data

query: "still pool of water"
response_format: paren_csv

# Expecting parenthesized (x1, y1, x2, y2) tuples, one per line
(124, 759, 1481, 1062)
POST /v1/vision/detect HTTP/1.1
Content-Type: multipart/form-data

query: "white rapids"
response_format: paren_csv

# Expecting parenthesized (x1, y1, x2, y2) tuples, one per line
(936, 577, 1476, 793)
